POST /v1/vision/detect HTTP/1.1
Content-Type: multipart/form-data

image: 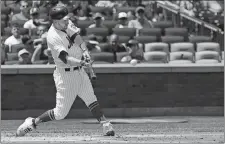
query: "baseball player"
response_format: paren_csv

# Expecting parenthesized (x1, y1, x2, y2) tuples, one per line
(16, 5, 115, 137)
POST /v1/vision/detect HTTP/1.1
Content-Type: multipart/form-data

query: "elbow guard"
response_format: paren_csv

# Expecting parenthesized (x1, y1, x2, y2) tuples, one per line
(58, 51, 68, 64)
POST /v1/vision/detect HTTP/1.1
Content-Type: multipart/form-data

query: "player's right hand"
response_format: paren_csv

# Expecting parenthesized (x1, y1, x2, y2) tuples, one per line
(66, 20, 80, 37)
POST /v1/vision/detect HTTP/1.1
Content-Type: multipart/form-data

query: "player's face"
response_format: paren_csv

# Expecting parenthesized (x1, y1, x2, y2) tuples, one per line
(55, 16, 69, 30)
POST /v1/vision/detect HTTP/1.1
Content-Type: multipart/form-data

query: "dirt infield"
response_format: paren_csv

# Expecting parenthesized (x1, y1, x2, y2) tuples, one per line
(1, 116, 224, 144)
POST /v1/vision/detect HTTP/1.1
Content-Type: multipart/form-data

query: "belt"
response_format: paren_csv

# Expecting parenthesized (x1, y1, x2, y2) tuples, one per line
(55, 66, 82, 72)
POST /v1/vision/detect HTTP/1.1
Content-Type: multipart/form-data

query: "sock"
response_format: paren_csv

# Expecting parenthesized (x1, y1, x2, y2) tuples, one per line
(89, 101, 106, 123)
(34, 109, 55, 125)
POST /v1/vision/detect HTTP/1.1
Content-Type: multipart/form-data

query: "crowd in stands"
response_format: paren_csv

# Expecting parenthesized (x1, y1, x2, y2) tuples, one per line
(1, 0, 224, 65)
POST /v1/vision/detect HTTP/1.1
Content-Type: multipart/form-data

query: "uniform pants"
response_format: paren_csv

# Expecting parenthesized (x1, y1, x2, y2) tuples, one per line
(53, 67, 97, 120)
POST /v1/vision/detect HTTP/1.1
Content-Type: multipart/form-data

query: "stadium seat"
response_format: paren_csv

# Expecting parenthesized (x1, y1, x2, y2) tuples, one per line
(102, 20, 117, 34)
(82, 36, 104, 43)
(11, 6, 20, 14)
(93, 61, 112, 64)
(161, 36, 184, 44)
(90, 6, 111, 13)
(90, 52, 114, 63)
(196, 42, 220, 53)
(169, 60, 193, 64)
(144, 51, 168, 63)
(152, 21, 173, 29)
(195, 51, 220, 64)
(1, 14, 8, 21)
(134, 36, 157, 44)
(4, 27, 12, 36)
(112, 28, 136, 37)
(116, 52, 130, 62)
(77, 20, 94, 35)
(10, 20, 26, 27)
(169, 51, 194, 63)
(19, 28, 29, 35)
(189, 36, 212, 43)
(11, 44, 25, 53)
(86, 28, 109, 37)
(144, 42, 169, 54)
(32, 60, 48, 64)
(139, 28, 162, 37)
(118, 36, 130, 43)
(98, 43, 110, 52)
(116, 7, 136, 13)
(165, 28, 188, 41)
(1, 7, 11, 15)
(4, 61, 19, 65)
(6, 53, 18, 61)
(170, 42, 194, 53)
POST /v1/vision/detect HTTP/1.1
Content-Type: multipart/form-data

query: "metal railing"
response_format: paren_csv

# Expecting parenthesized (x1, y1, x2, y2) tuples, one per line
(154, 1, 224, 50)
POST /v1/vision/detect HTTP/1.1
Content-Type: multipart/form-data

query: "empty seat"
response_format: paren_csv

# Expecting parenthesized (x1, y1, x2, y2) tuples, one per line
(1, 7, 11, 15)
(82, 36, 104, 43)
(139, 28, 162, 36)
(19, 28, 29, 35)
(144, 51, 168, 63)
(189, 36, 212, 43)
(116, 7, 136, 13)
(1, 14, 8, 21)
(152, 21, 173, 29)
(11, 44, 25, 53)
(134, 36, 157, 44)
(195, 51, 220, 64)
(98, 43, 110, 52)
(90, 6, 111, 13)
(165, 28, 188, 41)
(170, 52, 194, 63)
(169, 60, 193, 64)
(86, 28, 109, 37)
(102, 20, 117, 30)
(4, 61, 19, 65)
(196, 42, 220, 53)
(118, 36, 130, 43)
(11, 20, 26, 27)
(170, 42, 194, 53)
(6, 53, 18, 61)
(91, 52, 114, 63)
(165, 28, 188, 36)
(77, 20, 94, 35)
(4, 27, 12, 36)
(145, 42, 169, 53)
(112, 28, 136, 37)
(161, 36, 184, 44)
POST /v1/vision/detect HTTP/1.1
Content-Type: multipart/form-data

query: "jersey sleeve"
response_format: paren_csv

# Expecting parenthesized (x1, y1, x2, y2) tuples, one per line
(47, 36, 67, 58)
(66, 20, 80, 37)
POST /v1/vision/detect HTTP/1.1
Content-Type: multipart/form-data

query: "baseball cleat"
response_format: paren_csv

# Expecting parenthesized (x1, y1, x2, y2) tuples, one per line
(16, 117, 36, 137)
(102, 121, 115, 136)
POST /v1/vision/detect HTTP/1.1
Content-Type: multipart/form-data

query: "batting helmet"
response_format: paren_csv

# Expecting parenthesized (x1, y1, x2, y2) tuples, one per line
(49, 5, 68, 20)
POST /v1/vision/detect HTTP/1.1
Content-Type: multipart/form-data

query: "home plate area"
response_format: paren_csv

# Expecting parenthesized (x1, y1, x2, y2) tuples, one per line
(1, 117, 224, 144)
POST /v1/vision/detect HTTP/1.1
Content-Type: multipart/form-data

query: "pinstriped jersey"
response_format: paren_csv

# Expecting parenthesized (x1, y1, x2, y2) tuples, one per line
(47, 20, 83, 68)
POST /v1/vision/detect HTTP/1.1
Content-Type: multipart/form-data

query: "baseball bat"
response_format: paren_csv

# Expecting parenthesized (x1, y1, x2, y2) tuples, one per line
(86, 60, 97, 80)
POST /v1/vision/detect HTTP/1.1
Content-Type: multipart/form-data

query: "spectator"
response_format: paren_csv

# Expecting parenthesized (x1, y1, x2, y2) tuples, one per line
(128, 6, 153, 29)
(21, 35, 35, 56)
(121, 39, 144, 62)
(24, 7, 49, 30)
(86, 34, 101, 53)
(105, 34, 127, 62)
(115, 12, 128, 28)
(18, 49, 32, 64)
(11, 0, 30, 21)
(4, 23, 22, 47)
(33, 25, 48, 45)
(88, 12, 107, 28)
(152, 7, 164, 22)
(127, 10, 136, 21)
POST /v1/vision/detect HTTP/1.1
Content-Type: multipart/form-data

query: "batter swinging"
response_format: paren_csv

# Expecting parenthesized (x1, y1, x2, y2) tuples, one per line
(16, 5, 115, 137)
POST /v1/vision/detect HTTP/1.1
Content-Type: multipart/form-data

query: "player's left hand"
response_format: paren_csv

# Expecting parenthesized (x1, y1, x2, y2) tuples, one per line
(83, 51, 91, 62)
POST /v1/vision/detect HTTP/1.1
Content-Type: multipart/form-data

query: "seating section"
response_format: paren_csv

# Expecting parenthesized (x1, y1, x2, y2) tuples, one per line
(1, 2, 223, 65)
